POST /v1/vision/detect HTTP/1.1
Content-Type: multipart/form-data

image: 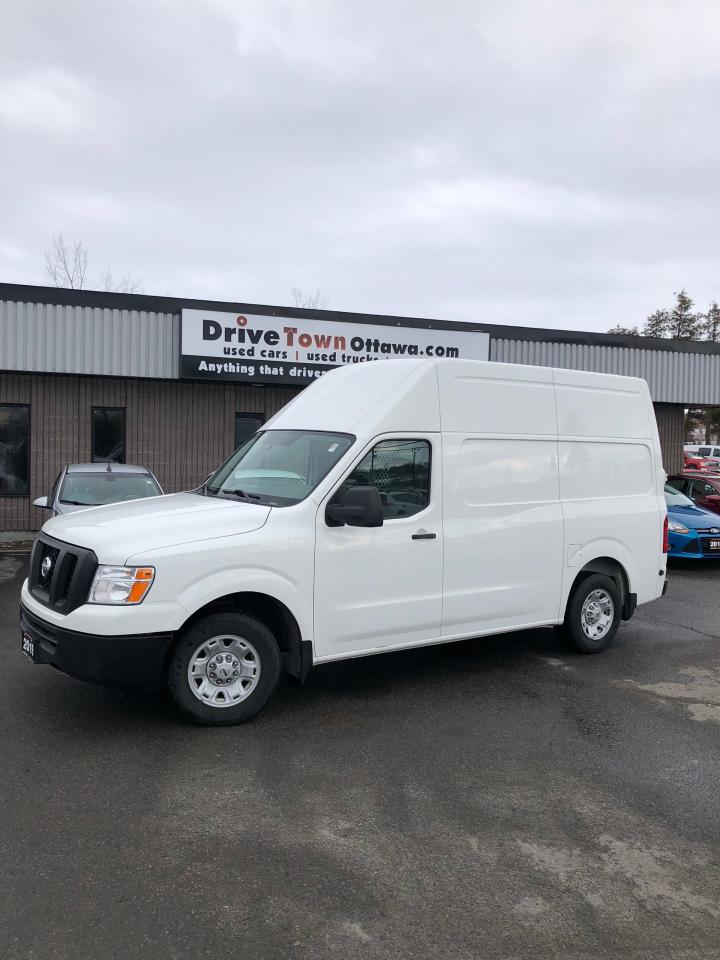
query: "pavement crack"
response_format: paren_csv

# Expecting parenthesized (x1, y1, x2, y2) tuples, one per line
(639, 615, 720, 642)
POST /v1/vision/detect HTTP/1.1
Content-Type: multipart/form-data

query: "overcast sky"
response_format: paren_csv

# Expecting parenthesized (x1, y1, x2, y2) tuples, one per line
(1, 1, 719, 332)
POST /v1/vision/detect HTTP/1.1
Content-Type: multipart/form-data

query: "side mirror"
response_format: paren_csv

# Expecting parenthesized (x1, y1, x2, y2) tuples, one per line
(326, 486, 384, 528)
(705, 494, 720, 503)
(33, 496, 49, 509)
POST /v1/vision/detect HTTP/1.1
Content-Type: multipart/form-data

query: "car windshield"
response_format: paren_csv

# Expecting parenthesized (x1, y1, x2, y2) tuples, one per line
(206, 430, 355, 506)
(664, 484, 694, 508)
(59, 473, 161, 506)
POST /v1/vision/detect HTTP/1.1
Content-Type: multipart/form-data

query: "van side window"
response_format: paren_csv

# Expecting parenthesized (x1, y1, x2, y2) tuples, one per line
(342, 439, 430, 519)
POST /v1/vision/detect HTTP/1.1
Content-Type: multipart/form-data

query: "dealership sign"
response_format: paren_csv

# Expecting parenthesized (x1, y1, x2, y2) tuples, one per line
(180, 309, 489, 385)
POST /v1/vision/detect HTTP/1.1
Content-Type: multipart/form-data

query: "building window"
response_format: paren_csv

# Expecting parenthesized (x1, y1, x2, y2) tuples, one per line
(235, 412, 264, 449)
(92, 407, 126, 463)
(0, 404, 30, 496)
(341, 438, 431, 519)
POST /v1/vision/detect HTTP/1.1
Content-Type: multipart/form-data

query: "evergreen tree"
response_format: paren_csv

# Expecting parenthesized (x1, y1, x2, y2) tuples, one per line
(607, 325, 640, 335)
(703, 300, 720, 342)
(642, 308, 670, 338)
(610, 290, 718, 341)
(667, 289, 700, 340)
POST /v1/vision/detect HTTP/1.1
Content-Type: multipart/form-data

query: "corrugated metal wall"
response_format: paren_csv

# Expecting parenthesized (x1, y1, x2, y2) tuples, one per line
(4, 294, 720, 405)
(490, 338, 720, 406)
(0, 372, 300, 532)
(0, 299, 179, 379)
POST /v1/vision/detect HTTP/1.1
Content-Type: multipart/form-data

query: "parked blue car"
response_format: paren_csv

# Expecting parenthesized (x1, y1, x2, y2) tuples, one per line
(665, 483, 720, 559)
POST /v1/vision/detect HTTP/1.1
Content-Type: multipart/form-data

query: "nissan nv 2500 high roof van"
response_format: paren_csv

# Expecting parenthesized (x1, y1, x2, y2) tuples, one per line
(20, 358, 668, 725)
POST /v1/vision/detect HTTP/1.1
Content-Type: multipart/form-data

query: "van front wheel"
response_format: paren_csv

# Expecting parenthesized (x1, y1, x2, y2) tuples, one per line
(167, 612, 281, 725)
(560, 574, 621, 654)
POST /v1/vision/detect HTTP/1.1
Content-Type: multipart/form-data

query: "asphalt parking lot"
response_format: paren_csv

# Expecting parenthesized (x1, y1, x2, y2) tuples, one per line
(1, 555, 719, 960)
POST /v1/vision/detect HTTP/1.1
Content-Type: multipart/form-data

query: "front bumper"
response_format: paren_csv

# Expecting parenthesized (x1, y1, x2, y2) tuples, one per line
(20, 603, 174, 693)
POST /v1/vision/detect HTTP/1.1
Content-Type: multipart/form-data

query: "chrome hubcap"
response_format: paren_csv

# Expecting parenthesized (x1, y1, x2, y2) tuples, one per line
(187, 634, 260, 708)
(580, 589, 614, 640)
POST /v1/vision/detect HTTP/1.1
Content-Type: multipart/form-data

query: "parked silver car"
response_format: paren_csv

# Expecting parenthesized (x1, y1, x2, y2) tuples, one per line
(34, 463, 163, 516)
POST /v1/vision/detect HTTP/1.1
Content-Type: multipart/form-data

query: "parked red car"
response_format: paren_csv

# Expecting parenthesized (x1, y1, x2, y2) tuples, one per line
(668, 474, 720, 516)
(683, 451, 717, 472)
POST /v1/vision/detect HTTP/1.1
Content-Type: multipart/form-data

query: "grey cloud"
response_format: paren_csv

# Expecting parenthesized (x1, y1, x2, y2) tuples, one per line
(1, 0, 719, 331)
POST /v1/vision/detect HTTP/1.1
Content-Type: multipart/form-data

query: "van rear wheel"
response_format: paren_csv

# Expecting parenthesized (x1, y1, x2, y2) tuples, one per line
(167, 612, 281, 725)
(560, 574, 621, 654)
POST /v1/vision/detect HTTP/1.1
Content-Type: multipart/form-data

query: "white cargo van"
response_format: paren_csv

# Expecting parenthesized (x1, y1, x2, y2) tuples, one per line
(20, 359, 668, 725)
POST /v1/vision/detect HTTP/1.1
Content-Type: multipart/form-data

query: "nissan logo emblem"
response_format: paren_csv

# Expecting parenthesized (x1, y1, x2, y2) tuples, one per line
(41, 555, 53, 579)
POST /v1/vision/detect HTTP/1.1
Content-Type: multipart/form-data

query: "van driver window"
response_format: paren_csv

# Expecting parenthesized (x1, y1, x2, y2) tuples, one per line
(342, 439, 430, 519)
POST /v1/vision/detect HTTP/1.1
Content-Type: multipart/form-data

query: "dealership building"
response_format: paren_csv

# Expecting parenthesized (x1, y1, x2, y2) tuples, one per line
(3, 280, 720, 533)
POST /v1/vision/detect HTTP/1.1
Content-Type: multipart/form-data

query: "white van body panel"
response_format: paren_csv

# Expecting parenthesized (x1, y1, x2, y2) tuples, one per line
(441, 434, 564, 636)
(126, 503, 317, 646)
(552, 367, 664, 610)
(266, 358, 441, 438)
(313, 433, 443, 659)
(24, 358, 666, 669)
(41, 492, 270, 567)
(435, 359, 564, 634)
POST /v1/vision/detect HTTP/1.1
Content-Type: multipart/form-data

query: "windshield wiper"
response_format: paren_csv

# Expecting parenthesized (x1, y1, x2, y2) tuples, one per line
(61, 500, 94, 506)
(221, 488, 262, 502)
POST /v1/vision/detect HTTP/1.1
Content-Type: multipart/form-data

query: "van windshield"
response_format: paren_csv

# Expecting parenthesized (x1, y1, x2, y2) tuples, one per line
(205, 430, 355, 506)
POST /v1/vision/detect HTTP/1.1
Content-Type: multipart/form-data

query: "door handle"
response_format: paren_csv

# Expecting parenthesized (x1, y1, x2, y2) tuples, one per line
(412, 531, 436, 540)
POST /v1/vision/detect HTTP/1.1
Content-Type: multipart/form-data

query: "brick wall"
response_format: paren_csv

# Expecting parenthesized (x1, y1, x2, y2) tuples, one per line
(0, 372, 300, 531)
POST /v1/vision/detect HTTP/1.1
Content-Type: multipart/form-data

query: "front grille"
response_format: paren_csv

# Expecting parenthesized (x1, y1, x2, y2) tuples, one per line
(29, 534, 98, 614)
(682, 539, 699, 554)
(56, 554, 78, 605)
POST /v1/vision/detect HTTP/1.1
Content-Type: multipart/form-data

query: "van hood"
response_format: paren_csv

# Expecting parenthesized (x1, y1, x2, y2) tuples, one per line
(42, 492, 271, 564)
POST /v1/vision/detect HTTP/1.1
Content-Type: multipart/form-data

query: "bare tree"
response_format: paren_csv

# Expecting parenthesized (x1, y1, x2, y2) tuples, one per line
(45, 234, 142, 292)
(44, 233, 89, 289)
(291, 287, 329, 310)
(100, 266, 143, 294)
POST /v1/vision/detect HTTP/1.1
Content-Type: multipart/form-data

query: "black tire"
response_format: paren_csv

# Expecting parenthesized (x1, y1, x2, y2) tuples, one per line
(559, 573, 621, 654)
(167, 612, 281, 725)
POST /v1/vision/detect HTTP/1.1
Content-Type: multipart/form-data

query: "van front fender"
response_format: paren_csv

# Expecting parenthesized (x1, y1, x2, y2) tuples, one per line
(177, 568, 312, 646)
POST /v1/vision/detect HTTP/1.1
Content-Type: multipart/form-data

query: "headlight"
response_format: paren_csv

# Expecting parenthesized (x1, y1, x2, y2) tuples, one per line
(88, 566, 155, 605)
(667, 521, 690, 535)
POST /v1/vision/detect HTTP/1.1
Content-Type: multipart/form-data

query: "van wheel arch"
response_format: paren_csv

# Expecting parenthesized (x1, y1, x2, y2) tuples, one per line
(171, 593, 312, 682)
(566, 558, 635, 621)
